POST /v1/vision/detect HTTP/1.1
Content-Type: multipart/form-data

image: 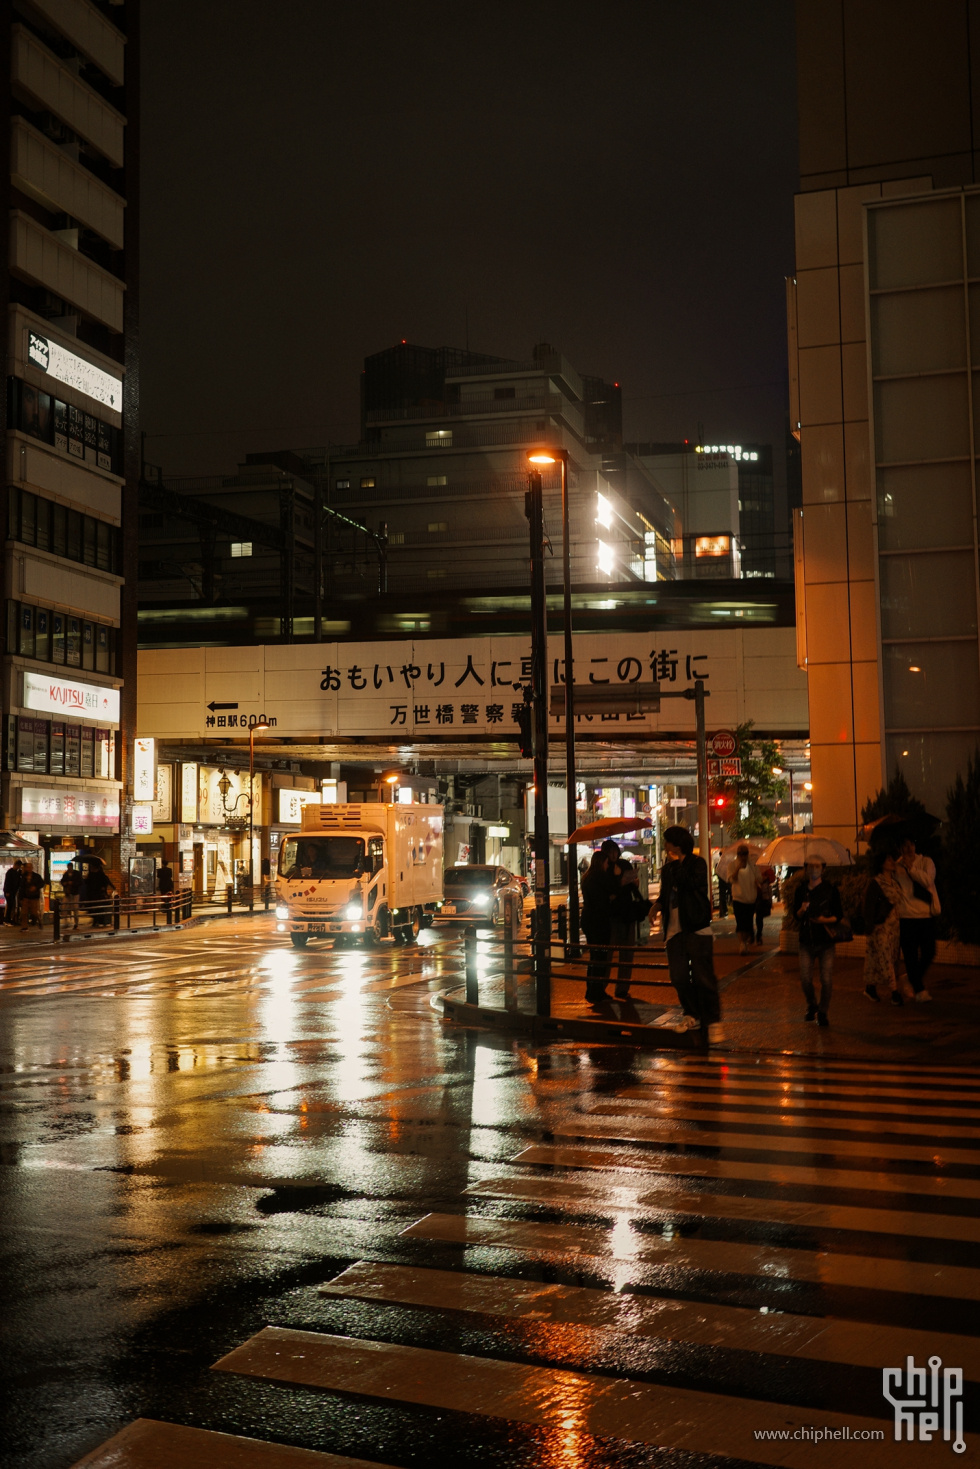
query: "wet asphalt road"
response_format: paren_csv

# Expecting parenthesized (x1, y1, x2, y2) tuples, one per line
(1, 917, 977, 1468)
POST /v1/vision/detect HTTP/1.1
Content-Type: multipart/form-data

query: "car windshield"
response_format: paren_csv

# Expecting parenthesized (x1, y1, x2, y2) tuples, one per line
(445, 867, 495, 890)
(280, 836, 365, 879)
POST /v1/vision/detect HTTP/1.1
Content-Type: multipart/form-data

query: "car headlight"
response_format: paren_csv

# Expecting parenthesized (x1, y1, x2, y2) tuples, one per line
(344, 902, 362, 919)
(472, 893, 489, 908)
(275, 904, 289, 920)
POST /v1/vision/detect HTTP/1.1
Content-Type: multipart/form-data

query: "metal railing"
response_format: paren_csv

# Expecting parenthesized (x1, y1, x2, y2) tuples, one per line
(36, 883, 276, 942)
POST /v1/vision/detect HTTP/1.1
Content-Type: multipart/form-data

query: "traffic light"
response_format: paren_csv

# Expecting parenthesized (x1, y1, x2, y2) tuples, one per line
(714, 795, 727, 809)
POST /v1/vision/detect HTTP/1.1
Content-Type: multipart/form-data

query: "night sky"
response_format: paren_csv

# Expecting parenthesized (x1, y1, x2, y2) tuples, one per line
(140, 1, 798, 481)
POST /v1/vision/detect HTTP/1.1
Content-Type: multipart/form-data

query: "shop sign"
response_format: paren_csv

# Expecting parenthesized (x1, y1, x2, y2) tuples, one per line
(23, 671, 120, 723)
(152, 764, 173, 822)
(20, 786, 120, 827)
(195, 767, 264, 826)
(134, 738, 155, 801)
(180, 763, 198, 823)
(28, 331, 123, 413)
(132, 804, 153, 835)
(278, 788, 321, 824)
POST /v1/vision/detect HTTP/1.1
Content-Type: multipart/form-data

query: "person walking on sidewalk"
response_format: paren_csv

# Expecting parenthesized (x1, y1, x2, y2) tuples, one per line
(609, 857, 652, 1001)
(792, 856, 842, 1026)
(60, 862, 81, 929)
(657, 826, 720, 1039)
(894, 837, 940, 1003)
(714, 850, 733, 918)
(863, 848, 906, 1005)
(730, 844, 761, 953)
(580, 842, 619, 1008)
(19, 863, 44, 932)
(755, 863, 776, 946)
(3, 859, 22, 926)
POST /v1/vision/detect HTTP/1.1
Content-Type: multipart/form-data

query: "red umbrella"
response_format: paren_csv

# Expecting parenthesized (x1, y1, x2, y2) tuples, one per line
(567, 816, 652, 845)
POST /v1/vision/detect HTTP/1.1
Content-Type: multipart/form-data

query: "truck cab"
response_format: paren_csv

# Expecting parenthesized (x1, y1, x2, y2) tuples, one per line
(275, 803, 443, 948)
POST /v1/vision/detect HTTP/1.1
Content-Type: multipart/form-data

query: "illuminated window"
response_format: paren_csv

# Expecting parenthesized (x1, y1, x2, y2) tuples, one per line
(427, 475, 447, 486)
(597, 541, 614, 575)
(388, 532, 405, 545)
(427, 521, 448, 533)
(360, 476, 376, 488)
(230, 542, 252, 558)
(426, 568, 446, 579)
(426, 430, 452, 447)
(695, 535, 730, 558)
(596, 492, 613, 528)
(335, 479, 350, 489)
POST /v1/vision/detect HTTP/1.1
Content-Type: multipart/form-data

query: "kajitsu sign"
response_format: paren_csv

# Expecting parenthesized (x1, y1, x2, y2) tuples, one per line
(23, 671, 120, 724)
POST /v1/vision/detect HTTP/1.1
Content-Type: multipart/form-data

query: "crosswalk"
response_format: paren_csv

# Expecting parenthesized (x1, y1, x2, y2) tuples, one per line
(72, 1051, 978, 1466)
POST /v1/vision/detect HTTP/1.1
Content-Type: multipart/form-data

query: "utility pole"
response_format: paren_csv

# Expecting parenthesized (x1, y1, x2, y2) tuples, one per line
(694, 678, 711, 893)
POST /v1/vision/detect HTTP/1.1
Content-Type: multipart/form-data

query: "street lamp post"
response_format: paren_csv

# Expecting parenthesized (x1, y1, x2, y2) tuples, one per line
(525, 462, 551, 1015)
(527, 448, 578, 951)
(249, 717, 270, 901)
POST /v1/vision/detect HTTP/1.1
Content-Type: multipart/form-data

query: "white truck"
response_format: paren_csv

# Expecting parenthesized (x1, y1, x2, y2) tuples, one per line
(275, 802, 444, 948)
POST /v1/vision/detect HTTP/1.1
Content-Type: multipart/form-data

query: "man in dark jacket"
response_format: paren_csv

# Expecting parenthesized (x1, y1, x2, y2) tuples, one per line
(580, 840, 621, 1006)
(656, 826, 720, 1038)
(3, 860, 22, 925)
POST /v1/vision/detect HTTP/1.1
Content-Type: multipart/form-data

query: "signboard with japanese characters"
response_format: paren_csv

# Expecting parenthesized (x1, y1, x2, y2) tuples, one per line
(137, 629, 807, 743)
(20, 786, 120, 828)
(24, 671, 120, 724)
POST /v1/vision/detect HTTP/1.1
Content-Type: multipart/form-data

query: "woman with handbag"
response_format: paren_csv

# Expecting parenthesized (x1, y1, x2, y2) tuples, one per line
(792, 856, 844, 1026)
(609, 858, 652, 1000)
(863, 849, 907, 1005)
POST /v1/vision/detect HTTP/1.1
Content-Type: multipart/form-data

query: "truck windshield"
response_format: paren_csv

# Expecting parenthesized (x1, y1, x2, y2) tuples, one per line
(280, 837, 365, 879)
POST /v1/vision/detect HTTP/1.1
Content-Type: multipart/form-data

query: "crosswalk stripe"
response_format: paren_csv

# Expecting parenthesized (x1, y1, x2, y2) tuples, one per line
(549, 1115, 980, 1166)
(402, 1210, 980, 1300)
(467, 1172, 980, 1242)
(68, 1416, 388, 1467)
(586, 1096, 980, 1142)
(318, 1259, 980, 1376)
(639, 1055, 980, 1085)
(618, 1084, 980, 1122)
(513, 1142, 980, 1201)
(214, 1325, 970, 1467)
(621, 1075, 980, 1108)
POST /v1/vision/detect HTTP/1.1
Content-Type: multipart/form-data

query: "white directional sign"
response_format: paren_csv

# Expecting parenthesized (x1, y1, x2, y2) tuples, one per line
(28, 331, 123, 413)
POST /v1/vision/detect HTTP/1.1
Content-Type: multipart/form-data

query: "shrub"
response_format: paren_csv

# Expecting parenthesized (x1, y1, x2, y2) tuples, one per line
(942, 749, 980, 944)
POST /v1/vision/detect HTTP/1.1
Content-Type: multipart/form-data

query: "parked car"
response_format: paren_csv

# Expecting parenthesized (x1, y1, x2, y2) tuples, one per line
(434, 865, 524, 926)
(516, 874, 530, 899)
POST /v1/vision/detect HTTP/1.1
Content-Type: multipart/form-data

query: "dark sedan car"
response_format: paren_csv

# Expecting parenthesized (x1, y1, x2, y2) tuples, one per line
(434, 865, 524, 926)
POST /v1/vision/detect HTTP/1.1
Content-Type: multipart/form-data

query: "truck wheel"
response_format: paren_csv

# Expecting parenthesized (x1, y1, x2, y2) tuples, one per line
(290, 933, 308, 949)
(408, 908, 421, 942)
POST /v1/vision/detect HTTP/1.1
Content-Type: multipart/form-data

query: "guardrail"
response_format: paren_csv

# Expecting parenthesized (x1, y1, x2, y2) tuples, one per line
(43, 883, 275, 942)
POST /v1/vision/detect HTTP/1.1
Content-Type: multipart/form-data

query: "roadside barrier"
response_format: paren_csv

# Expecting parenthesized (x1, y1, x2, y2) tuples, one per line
(43, 882, 275, 942)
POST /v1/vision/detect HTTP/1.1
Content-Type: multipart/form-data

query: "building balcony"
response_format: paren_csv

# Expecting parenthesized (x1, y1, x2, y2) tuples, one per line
(30, 0, 125, 87)
(12, 116, 125, 248)
(12, 24, 125, 167)
(10, 210, 124, 332)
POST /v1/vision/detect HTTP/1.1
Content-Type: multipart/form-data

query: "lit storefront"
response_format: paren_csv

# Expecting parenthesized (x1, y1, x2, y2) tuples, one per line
(149, 762, 265, 899)
(3, 667, 122, 874)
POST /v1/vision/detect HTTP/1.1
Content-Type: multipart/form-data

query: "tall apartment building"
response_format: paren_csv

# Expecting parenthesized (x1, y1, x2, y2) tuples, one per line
(1, 1, 138, 872)
(790, 0, 980, 834)
(305, 341, 678, 598)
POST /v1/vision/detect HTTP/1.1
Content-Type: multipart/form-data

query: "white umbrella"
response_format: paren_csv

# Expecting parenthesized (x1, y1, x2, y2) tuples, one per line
(761, 835, 852, 867)
(715, 839, 766, 862)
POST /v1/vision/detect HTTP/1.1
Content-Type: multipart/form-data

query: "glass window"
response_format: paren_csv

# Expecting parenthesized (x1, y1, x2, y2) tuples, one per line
(51, 612, 65, 664)
(95, 624, 109, 673)
(886, 731, 980, 816)
(82, 621, 95, 671)
(876, 462, 974, 551)
(18, 604, 34, 658)
(51, 503, 67, 559)
(279, 836, 365, 878)
(360, 477, 376, 489)
(80, 725, 94, 778)
(65, 725, 81, 776)
(872, 286, 966, 377)
(35, 608, 50, 662)
(32, 720, 48, 773)
(427, 476, 447, 486)
(883, 640, 980, 729)
(49, 722, 64, 776)
(426, 430, 452, 447)
(35, 497, 50, 552)
(66, 617, 81, 667)
(20, 491, 36, 546)
(66, 511, 82, 563)
(7, 487, 18, 541)
(335, 479, 350, 489)
(6, 602, 18, 657)
(82, 517, 97, 567)
(874, 375, 970, 463)
(16, 717, 34, 772)
(230, 542, 252, 557)
(869, 197, 963, 291)
(96, 520, 112, 571)
(880, 552, 978, 640)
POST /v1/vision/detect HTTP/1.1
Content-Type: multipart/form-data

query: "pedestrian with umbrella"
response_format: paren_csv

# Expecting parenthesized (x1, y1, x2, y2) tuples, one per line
(895, 834, 940, 1002)
(580, 841, 620, 1007)
(791, 854, 843, 1025)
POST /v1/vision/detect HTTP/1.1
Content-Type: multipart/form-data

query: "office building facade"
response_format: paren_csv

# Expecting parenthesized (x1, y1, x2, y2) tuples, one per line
(790, 0, 980, 836)
(1, 0, 138, 873)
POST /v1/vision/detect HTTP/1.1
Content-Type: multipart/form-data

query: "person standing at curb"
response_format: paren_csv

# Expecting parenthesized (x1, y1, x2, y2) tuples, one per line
(60, 862, 81, 930)
(894, 837, 940, 1002)
(792, 855, 842, 1026)
(730, 844, 761, 954)
(657, 826, 721, 1041)
(19, 863, 44, 933)
(580, 842, 619, 1008)
(609, 856, 651, 1001)
(863, 848, 907, 1005)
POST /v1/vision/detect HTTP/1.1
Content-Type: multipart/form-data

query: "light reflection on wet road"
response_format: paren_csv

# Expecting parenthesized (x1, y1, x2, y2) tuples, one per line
(1, 917, 978, 1468)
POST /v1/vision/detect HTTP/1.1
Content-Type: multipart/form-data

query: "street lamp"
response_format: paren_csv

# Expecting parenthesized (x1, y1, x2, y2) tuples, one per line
(524, 454, 552, 1013)
(378, 769, 400, 802)
(249, 716, 270, 899)
(527, 447, 579, 952)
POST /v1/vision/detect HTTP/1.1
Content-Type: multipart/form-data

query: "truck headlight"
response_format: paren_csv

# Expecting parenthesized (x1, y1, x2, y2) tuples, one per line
(344, 902, 362, 919)
(275, 904, 289, 920)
